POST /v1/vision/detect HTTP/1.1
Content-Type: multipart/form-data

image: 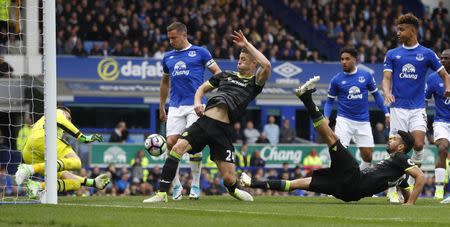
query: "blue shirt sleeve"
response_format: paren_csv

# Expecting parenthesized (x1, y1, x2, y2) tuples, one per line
(198, 48, 215, 68)
(425, 76, 434, 100)
(372, 90, 389, 114)
(328, 76, 338, 98)
(324, 97, 335, 118)
(383, 51, 393, 72)
(366, 73, 378, 93)
(162, 55, 169, 74)
(427, 49, 444, 72)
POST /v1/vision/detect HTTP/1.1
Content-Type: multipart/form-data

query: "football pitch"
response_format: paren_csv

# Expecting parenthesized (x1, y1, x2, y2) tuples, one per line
(0, 196, 448, 226)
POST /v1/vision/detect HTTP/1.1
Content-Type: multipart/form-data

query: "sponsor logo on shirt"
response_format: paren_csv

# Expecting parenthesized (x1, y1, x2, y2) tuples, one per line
(445, 97, 450, 105)
(227, 77, 248, 87)
(399, 64, 418, 79)
(347, 86, 363, 100)
(173, 61, 190, 76)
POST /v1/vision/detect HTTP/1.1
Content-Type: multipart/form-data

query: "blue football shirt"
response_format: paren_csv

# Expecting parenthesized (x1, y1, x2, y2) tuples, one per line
(426, 72, 450, 123)
(162, 44, 215, 107)
(383, 44, 443, 109)
(328, 68, 378, 122)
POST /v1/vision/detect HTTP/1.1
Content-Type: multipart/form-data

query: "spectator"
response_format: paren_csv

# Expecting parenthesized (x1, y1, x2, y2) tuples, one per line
(279, 119, 296, 143)
(292, 165, 303, 179)
(250, 150, 265, 168)
(432, 1, 448, 19)
(302, 148, 322, 176)
(263, 116, 280, 145)
(16, 116, 32, 152)
(116, 171, 130, 194)
(109, 121, 128, 143)
(231, 122, 245, 144)
(106, 164, 120, 183)
(71, 40, 88, 57)
(131, 157, 144, 184)
(153, 46, 165, 60)
(422, 176, 435, 197)
(372, 122, 387, 144)
(235, 143, 251, 170)
(90, 43, 103, 56)
(90, 166, 101, 179)
(256, 132, 270, 144)
(130, 150, 149, 181)
(279, 162, 291, 179)
(0, 56, 13, 78)
(243, 121, 260, 144)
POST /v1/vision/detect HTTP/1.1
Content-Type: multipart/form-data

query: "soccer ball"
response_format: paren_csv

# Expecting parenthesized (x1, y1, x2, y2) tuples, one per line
(144, 134, 167, 156)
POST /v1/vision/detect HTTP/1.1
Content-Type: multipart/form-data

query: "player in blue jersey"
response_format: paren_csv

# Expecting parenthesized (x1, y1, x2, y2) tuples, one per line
(325, 47, 389, 171)
(425, 49, 450, 201)
(382, 13, 450, 202)
(159, 22, 222, 200)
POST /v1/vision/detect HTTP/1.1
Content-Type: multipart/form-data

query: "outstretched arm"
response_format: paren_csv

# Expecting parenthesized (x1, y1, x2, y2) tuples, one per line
(57, 110, 102, 143)
(193, 81, 216, 116)
(404, 166, 425, 205)
(231, 30, 271, 85)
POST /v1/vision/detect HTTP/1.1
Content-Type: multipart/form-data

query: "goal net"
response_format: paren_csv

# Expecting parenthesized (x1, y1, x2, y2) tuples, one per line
(0, 0, 56, 204)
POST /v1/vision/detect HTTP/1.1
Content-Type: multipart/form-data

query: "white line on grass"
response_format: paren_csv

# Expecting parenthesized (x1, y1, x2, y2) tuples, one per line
(60, 203, 439, 223)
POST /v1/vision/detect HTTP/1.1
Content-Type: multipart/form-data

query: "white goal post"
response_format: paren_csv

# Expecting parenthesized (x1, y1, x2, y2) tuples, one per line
(43, 0, 57, 204)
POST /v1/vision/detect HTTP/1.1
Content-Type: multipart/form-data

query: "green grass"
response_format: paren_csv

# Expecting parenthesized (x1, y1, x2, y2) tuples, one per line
(0, 196, 448, 226)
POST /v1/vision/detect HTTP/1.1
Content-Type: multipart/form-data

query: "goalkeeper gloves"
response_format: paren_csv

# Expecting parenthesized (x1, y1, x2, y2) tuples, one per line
(79, 134, 103, 143)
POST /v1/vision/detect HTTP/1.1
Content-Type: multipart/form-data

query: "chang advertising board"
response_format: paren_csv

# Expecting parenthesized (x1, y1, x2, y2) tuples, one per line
(90, 143, 438, 170)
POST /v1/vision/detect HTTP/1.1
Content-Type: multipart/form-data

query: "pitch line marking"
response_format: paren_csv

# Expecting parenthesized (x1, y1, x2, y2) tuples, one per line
(60, 203, 442, 223)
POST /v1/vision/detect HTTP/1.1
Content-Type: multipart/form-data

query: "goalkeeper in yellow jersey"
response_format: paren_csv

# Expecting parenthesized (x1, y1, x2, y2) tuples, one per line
(15, 106, 110, 197)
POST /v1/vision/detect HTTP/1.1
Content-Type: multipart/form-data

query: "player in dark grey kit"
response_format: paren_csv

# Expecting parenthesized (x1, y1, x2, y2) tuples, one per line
(240, 76, 426, 205)
(144, 30, 271, 203)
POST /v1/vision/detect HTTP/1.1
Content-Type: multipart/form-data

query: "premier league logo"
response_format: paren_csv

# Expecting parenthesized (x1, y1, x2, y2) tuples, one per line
(188, 51, 196, 57)
(358, 76, 365, 83)
(416, 54, 424, 61)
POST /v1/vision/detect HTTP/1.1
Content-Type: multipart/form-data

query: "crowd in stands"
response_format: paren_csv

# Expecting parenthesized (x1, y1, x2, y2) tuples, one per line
(231, 116, 297, 145)
(288, 0, 449, 63)
(51, 0, 448, 63)
(54, 0, 317, 62)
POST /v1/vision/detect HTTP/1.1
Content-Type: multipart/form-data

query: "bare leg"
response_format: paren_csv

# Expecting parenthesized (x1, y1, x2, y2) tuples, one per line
(215, 160, 238, 192)
(408, 130, 425, 185)
(359, 147, 373, 170)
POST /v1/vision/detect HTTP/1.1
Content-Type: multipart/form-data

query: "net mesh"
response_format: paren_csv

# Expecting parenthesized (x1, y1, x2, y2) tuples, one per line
(0, 0, 44, 204)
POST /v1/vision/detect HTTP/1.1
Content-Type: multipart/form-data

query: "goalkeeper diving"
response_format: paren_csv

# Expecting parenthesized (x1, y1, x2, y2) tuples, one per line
(15, 107, 110, 198)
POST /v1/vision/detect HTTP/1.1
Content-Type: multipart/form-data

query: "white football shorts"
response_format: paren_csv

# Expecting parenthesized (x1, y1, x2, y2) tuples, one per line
(335, 116, 374, 147)
(166, 105, 199, 136)
(433, 121, 450, 142)
(389, 108, 427, 135)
